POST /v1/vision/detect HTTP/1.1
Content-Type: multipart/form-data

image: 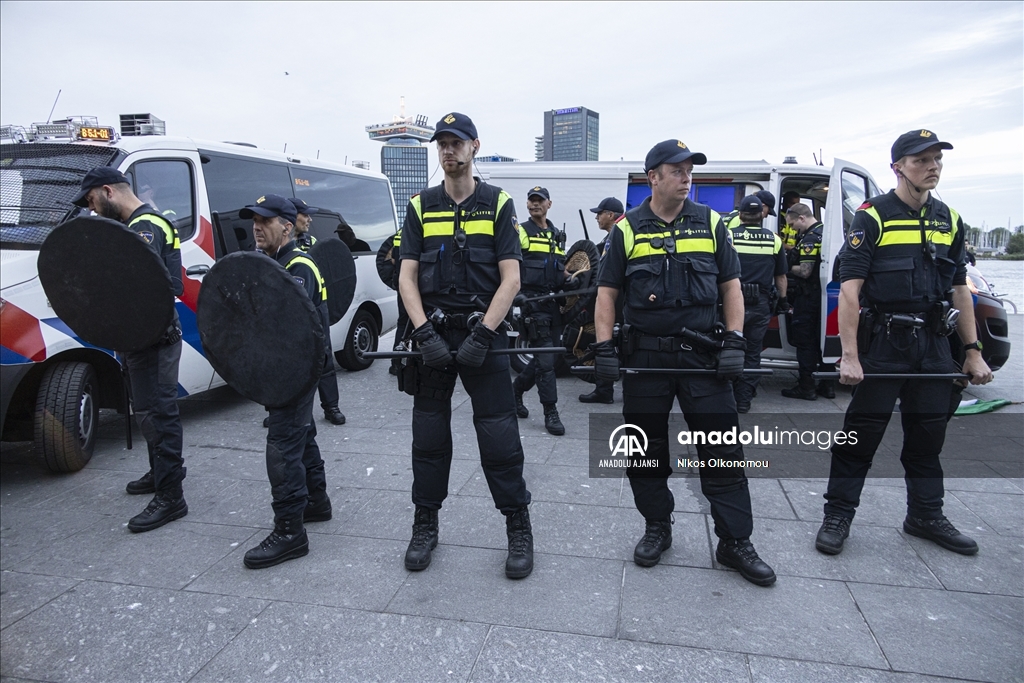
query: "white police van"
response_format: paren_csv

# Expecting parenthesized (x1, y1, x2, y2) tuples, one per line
(0, 116, 399, 471)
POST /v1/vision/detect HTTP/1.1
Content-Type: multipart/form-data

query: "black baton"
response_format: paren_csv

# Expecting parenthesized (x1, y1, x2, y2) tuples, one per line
(360, 347, 568, 360)
(813, 372, 971, 380)
(572, 367, 773, 376)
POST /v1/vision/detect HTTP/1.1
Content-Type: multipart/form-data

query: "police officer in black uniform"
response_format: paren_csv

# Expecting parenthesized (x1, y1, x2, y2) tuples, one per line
(512, 186, 566, 435)
(726, 190, 776, 229)
(593, 140, 775, 586)
(240, 195, 332, 569)
(72, 167, 188, 533)
(291, 198, 345, 426)
(781, 202, 834, 399)
(815, 130, 992, 556)
(579, 196, 624, 404)
(729, 195, 788, 413)
(398, 112, 533, 579)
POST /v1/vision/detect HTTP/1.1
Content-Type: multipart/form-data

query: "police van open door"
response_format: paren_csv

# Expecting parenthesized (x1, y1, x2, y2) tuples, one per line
(820, 159, 884, 363)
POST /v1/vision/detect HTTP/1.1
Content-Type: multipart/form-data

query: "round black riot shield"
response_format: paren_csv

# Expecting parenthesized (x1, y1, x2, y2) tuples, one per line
(38, 216, 175, 352)
(309, 237, 356, 325)
(197, 251, 323, 408)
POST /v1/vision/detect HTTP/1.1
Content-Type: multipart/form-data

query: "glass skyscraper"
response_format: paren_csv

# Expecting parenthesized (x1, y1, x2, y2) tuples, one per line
(539, 107, 599, 161)
(366, 102, 434, 226)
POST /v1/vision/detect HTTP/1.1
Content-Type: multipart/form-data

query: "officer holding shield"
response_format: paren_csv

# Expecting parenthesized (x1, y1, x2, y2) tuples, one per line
(72, 167, 188, 533)
(240, 194, 332, 569)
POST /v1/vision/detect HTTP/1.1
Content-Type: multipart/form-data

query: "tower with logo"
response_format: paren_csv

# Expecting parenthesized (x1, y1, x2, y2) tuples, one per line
(366, 98, 434, 226)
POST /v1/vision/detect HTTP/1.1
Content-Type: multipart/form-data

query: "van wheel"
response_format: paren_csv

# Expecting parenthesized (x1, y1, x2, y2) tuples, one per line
(510, 334, 531, 373)
(336, 310, 379, 371)
(33, 362, 99, 472)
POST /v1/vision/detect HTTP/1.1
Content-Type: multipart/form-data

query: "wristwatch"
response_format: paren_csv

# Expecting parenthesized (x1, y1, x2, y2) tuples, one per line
(963, 341, 983, 353)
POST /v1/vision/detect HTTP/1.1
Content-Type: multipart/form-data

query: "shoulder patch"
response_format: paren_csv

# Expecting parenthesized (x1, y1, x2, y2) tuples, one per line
(512, 215, 520, 231)
(801, 243, 815, 254)
(847, 228, 865, 249)
(136, 230, 155, 244)
(293, 276, 305, 287)
(857, 201, 872, 211)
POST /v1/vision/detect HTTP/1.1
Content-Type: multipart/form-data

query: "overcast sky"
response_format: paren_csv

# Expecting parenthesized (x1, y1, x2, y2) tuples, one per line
(2, 1, 1021, 229)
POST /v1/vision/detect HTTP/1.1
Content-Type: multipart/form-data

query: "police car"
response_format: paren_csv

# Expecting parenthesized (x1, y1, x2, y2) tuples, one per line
(477, 158, 1011, 374)
(0, 115, 399, 471)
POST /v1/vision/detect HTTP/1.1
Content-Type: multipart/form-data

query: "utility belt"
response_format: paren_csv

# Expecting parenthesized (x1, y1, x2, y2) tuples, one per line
(397, 360, 457, 401)
(158, 321, 182, 346)
(425, 307, 484, 332)
(858, 302, 959, 350)
(620, 324, 720, 356)
(740, 283, 770, 306)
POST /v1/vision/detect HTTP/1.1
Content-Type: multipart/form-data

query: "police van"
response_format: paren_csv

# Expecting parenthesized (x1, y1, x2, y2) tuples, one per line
(0, 115, 399, 471)
(477, 157, 1011, 373)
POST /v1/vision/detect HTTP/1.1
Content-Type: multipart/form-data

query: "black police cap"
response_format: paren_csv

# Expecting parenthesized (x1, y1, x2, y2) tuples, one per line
(71, 166, 132, 207)
(891, 129, 953, 163)
(430, 112, 478, 142)
(289, 198, 318, 216)
(239, 194, 297, 223)
(739, 195, 764, 215)
(527, 186, 550, 200)
(590, 197, 624, 214)
(754, 190, 777, 216)
(644, 140, 708, 173)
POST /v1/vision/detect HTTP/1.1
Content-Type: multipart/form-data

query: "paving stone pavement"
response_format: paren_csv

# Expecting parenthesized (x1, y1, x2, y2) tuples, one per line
(2, 319, 1022, 683)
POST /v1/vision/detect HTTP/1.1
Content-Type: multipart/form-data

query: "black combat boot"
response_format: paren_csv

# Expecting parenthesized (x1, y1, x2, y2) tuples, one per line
(324, 406, 346, 425)
(782, 374, 817, 400)
(716, 537, 777, 586)
(125, 470, 155, 495)
(578, 383, 613, 404)
(543, 403, 565, 436)
(303, 493, 333, 522)
(404, 506, 439, 571)
(127, 487, 188, 533)
(815, 514, 851, 555)
(903, 515, 978, 555)
(505, 507, 534, 579)
(513, 380, 529, 419)
(633, 519, 672, 567)
(816, 380, 836, 399)
(243, 518, 309, 569)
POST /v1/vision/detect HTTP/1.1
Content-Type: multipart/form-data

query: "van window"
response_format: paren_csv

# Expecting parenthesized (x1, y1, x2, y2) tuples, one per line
(291, 168, 396, 252)
(200, 152, 293, 215)
(840, 171, 868, 236)
(128, 159, 196, 241)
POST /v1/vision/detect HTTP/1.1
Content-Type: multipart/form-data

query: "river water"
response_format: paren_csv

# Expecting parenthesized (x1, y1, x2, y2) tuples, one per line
(974, 260, 1023, 313)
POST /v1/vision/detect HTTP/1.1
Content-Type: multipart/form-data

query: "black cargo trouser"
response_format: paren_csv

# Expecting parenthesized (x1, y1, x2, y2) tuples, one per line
(318, 330, 340, 412)
(125, 338, 185, 494)
(790, 288, 822, 380)
(515, 299, 558, 405)
(824, 326, 954, 522)
(734, 296, 771, 404)
(622, 348, 754, 540)
(412, 327, 531, 514)
(266, 387, 327, 525)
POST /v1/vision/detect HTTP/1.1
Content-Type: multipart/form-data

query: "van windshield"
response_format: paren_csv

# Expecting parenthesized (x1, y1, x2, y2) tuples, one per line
(0, 143, 122, 250)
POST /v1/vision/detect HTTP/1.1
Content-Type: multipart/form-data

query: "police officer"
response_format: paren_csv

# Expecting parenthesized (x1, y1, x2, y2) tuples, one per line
(778, 191, 801, 251)
(291, 198, 345, 426)
(398, 112, 533, 579)
(781, 203, 833, 399)
(579, 196, 624, 404)
(726, 190, 776, 229)
(72, 167, 188, 533)
(815, 130, 992, 556)
(240, 195, 332, 569)
(512, 186, 566, 435)
(729, 195, 788, 413)
(593, 140, 775, 586)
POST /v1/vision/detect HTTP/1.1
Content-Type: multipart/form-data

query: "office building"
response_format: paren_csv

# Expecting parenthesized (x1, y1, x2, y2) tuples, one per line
(366, 98, 433, 225)
(538, 107, 599, 161)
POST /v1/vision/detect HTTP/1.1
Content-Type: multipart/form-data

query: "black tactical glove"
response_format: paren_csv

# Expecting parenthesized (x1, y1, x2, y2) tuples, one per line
(774, 296, 791, 316)
(456, 322, 497, 368)
(513, 293, 528, 308)
(716, 330, 745, 381)
(562, 275, 583, 291)
(411, 321, 451, 369)
(591, 339, 620, 383)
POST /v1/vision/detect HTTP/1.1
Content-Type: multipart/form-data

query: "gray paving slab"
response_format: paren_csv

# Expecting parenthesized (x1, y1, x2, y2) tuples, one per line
(470, 625, 749, 683)
(0, 506, 109, 571)
(749, 477, 799, 520)
(190, 601, 488, 683)
(944, 476, 1024, 495)
(543, 437, 592, 466)
(903, 534, 1024, 597)
(11, 519, 256, 589)
(186, 534, 409, 611)
(0, 571, 79, 630)
(0, 459, 111, 510)
(176, 445, 271, 482)
(386, 546, 623, 637)
(747, 655, 965, 683)
(849, 583, 1024, 683)
(619, 565, 888, 669)
(459, 461, 622, 507)
(0, 580, 265, 683)
(949, 489, 1024, 537)
(316, 425, 415, 457)
(749, 518, 941, 588)
(329, 452, 478, 494)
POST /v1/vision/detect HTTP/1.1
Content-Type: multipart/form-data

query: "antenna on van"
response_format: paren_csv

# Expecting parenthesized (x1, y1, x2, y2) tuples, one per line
(316, 150, 320, 159)
(812, 151, 819, 166)
(46, 89, 62, 123)
(283, 143, 288, 153)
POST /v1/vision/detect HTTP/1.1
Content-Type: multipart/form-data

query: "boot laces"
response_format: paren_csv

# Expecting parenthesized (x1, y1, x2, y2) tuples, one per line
(641, 521, 669, 547)
(508, 512, 532, 553)
(822, 515, 850, 535)
(410, 510, 436, 549)
(725, 538, 759, 561)
(928, 517, 959, 536)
